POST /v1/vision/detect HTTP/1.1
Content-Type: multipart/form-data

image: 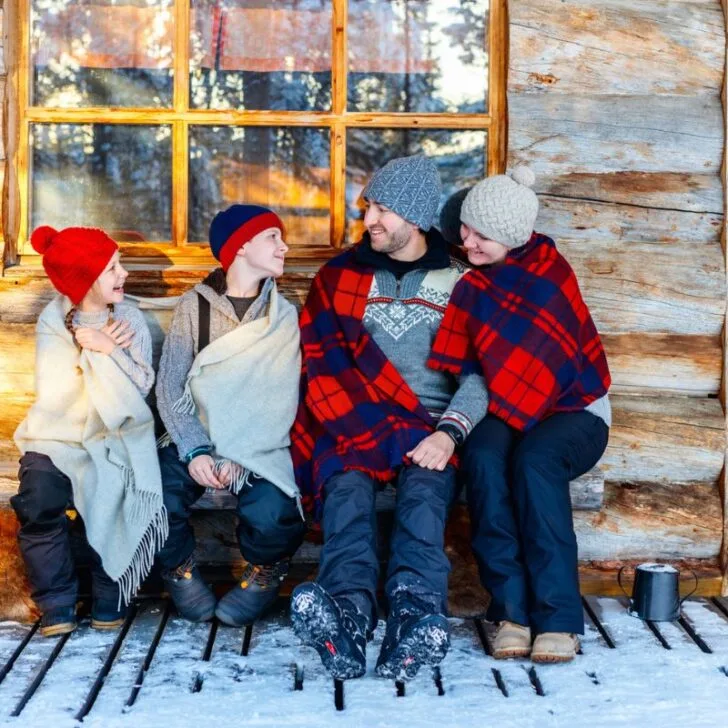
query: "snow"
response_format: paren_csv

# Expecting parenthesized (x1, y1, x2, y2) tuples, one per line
(0, 598, 727, 728)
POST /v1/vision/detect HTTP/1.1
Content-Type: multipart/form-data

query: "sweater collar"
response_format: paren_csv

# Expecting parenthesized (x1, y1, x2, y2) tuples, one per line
(194, 277, 274, 323)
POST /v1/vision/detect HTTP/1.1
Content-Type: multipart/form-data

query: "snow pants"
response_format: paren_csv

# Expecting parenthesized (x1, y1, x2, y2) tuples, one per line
(463, 411, 609, 635)
(11, 452, 120, 612)
(316, 465, 457, 628)
(156, 444, 306, 570)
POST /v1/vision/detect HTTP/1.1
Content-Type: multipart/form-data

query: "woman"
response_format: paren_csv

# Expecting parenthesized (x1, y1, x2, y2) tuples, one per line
(429, 167, 611, 663)
(155, 204, 305, 626)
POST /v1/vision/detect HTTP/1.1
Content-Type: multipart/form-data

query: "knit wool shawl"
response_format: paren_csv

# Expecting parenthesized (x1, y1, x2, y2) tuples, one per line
(14, 295, 168, 604)
(172, 282, 302, 503)
(428, 233, 611, 432)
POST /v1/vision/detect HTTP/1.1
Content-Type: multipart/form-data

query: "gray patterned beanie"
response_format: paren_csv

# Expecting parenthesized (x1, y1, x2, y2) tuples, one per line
(362, 155, 442, 231)
(460, 166, 539, 248)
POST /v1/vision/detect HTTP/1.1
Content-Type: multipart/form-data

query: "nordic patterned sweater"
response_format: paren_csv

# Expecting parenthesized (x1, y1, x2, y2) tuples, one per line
(356, 232, 489, 442)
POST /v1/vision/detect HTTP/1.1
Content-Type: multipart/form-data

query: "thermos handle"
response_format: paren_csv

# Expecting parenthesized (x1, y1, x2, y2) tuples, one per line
(679, 568, 699, 604)
(617, 565, 632, 599)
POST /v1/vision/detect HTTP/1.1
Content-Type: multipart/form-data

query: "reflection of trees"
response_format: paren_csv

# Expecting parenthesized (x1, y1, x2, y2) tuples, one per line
(188, 126, 330, 242)
(32, 124, 172, 241)
(32, 0, 174, 108)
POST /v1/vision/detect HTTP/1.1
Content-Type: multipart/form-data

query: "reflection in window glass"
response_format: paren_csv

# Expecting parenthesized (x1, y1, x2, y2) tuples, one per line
(31, 0, 174, 108)
(31, 124, 172, 241)
(348, 0, 488, 113)
(346, 128, 486, 243)
(190, 0, 332, 111)
(189, 126, 330, 245)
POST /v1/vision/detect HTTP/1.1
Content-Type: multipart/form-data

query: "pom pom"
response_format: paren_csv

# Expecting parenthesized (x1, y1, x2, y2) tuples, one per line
(509, 165, 536, 189)
(30, 226, 58, 255)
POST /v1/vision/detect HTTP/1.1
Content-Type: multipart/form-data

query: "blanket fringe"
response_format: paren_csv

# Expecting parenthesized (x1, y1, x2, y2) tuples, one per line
(172, 388, 196, 416)
(213, 458, 254, 495)
(116, 505, 169, 608)
(156, 432, 172, 449)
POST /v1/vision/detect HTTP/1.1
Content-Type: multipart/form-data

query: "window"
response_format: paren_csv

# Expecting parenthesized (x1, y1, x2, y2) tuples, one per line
(7, 0, 507, 264)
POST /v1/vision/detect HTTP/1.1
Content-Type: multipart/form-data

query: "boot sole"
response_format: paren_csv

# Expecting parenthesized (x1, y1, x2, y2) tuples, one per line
(531, 652, 576, 664)
(91, 618, 125, 630)
(290, 586, 366, 680)
(493, 647, 532, 660)
(41, 622, 76, 638)
(375, 615, 450, 681)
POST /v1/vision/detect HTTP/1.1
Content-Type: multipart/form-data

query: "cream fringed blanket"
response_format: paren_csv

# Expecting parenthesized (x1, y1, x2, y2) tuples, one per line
(14, 295, 168, 605)
(171, 282, 302, 507)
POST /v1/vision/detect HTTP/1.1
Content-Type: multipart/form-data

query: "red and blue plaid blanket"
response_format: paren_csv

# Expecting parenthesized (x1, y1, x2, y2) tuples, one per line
(291, 248, 440, 519)
(427, 233, 610, 432)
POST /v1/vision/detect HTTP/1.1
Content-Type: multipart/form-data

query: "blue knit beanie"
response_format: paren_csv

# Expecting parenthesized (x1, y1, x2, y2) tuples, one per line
(362, 155, 442, 231)
(209, 204, 285, 271)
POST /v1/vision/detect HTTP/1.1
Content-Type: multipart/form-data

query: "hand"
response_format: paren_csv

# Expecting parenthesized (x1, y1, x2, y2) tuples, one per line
(216, 460, 243, 488)
(406, 431, 456, 471)
(188, 455, 225, 489)
(74, 320, 132, 355)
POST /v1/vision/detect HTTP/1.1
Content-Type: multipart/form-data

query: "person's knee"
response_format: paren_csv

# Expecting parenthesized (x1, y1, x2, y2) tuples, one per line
(322, 472, 375, 533)
(11, 468, 70, 528)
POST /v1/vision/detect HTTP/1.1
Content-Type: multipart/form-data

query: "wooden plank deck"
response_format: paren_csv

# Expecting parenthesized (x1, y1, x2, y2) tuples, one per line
(0, 597, 727, 726)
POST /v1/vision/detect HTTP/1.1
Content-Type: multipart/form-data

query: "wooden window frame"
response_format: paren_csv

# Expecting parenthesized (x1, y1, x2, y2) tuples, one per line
(2, 0, 508, 269)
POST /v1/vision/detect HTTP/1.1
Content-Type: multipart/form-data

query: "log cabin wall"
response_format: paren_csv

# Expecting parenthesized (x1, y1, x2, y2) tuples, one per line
(508, 0, 727, 583)
(0, 1, 726, 594)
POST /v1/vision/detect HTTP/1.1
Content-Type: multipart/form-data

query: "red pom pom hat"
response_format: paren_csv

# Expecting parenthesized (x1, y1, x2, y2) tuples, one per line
(30, 226, 119, 305)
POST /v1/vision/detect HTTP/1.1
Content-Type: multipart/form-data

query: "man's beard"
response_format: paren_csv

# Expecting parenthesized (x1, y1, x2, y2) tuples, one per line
(370, 221, 412, 254)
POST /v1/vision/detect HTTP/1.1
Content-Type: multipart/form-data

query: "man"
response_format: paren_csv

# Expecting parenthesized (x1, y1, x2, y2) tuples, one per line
(290, 155, 488, 681)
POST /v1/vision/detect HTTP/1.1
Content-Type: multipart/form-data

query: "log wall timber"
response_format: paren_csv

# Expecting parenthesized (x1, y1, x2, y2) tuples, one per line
(720, 0, 728, 594)
(508, 0, 727, 585)
(0, 1, 5, 244)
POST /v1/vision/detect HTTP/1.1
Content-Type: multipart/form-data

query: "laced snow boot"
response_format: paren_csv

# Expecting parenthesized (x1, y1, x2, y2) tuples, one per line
(375, 591, 450, 681)
(290, 582, 370, 680)
(40, 606, 77, 638)
(215, 558, 289, 627)
(91, 599, 127, 630)
(492, 620, 532, 659)
(162, 555, 216, 622)
(531, 632, 580, 663)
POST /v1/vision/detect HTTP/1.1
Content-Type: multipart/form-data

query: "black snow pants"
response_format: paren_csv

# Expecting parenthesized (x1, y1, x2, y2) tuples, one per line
(462, 411, 609, 635)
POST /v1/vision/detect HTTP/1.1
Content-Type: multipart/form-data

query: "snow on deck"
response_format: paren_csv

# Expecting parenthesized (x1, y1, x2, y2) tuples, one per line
(0, 597, 727, 728)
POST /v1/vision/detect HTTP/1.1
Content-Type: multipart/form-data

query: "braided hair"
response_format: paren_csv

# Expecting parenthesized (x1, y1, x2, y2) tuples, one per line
(64, 304, 115, 349)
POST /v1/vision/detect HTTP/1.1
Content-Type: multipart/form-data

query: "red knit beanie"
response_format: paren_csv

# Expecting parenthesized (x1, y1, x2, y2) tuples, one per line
(30, 226, 119, 305)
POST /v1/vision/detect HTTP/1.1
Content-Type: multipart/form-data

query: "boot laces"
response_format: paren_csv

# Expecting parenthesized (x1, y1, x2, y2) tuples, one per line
(240, 559, 290, 590)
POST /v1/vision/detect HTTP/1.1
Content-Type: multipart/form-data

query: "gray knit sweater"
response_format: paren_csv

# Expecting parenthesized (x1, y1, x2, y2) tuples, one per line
(364, 263, 489, 441)
(156, 278, 273, 460)
(73, 303, 154, 397)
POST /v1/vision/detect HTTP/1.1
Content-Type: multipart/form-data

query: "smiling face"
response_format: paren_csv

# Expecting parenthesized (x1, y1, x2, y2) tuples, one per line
(235, 226, 289, 279)
(83, 250, 128, 309)
(363, 200, 416, 256)
(460, 224, 509, 266)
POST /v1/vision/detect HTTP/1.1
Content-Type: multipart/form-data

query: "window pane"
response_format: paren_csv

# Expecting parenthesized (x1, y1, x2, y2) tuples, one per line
(348, 0, 488, 113)
(190, 0, 332, 111)
(189, 126, 330, 245)
(346, 128, 486, 243)
(31, 0, 174, 108)
(31, 124, 172, 241)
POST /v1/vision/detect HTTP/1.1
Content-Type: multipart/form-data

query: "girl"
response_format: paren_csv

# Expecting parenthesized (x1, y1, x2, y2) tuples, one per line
(155, 204, 305, 626)
(430, 167, 611, 663)
(13, 226, 167, 637)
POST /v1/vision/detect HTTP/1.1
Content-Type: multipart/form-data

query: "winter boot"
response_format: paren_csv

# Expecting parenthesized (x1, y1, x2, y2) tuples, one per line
(531, 632, 580, 663)
(375, 591, 450, 681)
(290, 582, 369, 680)
(91, 599, 127, 630)
(492, 620, 532, 659)
(215, 559, 289, 627)
(40, 606, 77, 638)
(162, 555, 217, 622)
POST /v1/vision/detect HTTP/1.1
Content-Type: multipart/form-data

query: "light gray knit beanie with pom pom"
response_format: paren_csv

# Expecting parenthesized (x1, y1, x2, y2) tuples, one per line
(460, 166, 539, 248)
